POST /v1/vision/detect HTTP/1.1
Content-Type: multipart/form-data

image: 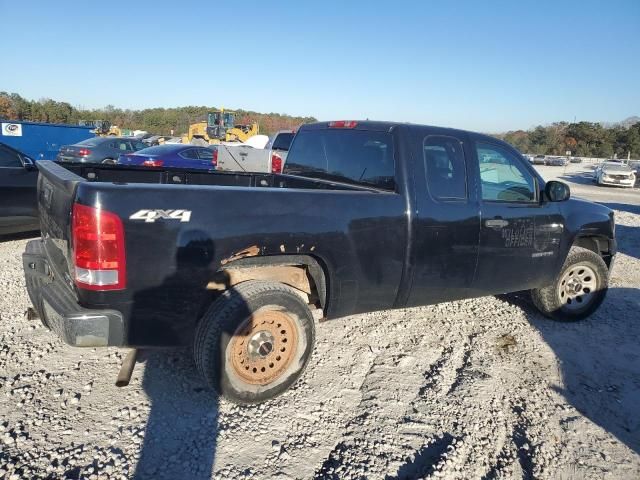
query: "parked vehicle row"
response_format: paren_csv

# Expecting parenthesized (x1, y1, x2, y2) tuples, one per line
(527, 154, 584, 166)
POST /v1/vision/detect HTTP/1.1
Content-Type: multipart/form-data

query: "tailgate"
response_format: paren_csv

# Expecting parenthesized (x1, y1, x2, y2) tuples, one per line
(36, 161, 85, 282)
(217, 145, 268, 172)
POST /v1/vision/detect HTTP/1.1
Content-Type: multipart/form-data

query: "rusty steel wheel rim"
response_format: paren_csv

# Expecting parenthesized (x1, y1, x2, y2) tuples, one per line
(229, 309, 299, 385)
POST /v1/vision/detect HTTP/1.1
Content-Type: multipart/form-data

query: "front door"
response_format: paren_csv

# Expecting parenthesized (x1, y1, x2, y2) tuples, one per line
(471, 138, 561, 294)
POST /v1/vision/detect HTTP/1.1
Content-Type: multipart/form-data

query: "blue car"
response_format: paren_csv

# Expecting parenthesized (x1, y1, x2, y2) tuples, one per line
(117, 144, 217, 170)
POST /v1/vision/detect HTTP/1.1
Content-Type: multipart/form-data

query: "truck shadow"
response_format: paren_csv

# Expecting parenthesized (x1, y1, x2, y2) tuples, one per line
(133, 350, 219, 480)
(130, 230, 226, 479)
(558, 171, 597, 186)
(613, 224, 640, 260)
(600, 202, 640, 215)
(497, 288, 640, 455)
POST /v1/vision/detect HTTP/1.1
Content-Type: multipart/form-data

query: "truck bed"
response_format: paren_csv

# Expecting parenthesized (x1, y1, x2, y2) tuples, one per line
(34, 160, 408, 347)
(60, 162, 354, 191)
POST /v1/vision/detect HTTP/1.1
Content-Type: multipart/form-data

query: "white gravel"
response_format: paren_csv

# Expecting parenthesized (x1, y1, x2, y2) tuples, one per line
(1, 176, 639, 479)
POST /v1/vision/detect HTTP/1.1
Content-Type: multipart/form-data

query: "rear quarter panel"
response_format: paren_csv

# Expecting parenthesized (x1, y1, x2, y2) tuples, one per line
(75, 182, 408, 346)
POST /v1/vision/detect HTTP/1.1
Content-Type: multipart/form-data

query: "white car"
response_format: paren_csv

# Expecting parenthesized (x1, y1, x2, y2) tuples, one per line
(593, 161, 636, 187)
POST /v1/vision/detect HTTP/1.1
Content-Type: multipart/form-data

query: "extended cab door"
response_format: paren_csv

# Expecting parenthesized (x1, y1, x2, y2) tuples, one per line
(406, 129, 481, 306)
(471, 136, 562, 294)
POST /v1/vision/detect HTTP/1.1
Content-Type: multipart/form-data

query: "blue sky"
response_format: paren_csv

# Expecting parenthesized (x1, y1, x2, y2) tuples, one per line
(1, 0, 638, 131)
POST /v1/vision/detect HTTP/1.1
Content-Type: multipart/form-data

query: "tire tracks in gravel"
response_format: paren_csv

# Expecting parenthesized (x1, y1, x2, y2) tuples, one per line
(313, 297, 569, 480)
(314, 312, 473, 479)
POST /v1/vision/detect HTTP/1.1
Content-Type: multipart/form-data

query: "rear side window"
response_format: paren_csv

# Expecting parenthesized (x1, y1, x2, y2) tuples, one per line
(179, 148, 200, 159)
(197, 148, 213, 160)
(423, 136, 467, 200)
(284, 129, 395, 190)
(271, 132, 294, 151)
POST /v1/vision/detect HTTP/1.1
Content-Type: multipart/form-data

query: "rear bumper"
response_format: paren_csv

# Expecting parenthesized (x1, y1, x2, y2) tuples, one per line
(23, 239, 125, 347)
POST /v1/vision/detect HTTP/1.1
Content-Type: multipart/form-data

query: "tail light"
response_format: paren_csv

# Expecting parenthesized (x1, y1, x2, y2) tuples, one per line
(72, 203, 126, 290)
(78, 148, 92, 156)
(211, 147, 218, 168)
(142, 159, 164, 167)
(271, 153, 283, 173)
(328, 121, 358, 128)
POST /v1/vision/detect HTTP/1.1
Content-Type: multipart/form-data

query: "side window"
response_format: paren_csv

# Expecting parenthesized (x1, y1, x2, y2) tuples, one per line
(118, 141, 129, 151)
(180, 148, 200, 159)
(284, 129, 395, 191)
(423, 135, 467, 200)
(476, 142, 536, 202)
(197, 148, 213, 160)
(0, 145, 23, 167)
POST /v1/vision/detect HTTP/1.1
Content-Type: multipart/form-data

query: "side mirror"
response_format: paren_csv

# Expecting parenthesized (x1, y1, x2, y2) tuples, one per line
(21, 156, 36, 170)
(545, 180, 570, 202)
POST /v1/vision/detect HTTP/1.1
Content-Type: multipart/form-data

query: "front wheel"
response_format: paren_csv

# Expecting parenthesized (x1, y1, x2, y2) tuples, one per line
(194, 280, 315, 404)
(531, 246, 609, 321)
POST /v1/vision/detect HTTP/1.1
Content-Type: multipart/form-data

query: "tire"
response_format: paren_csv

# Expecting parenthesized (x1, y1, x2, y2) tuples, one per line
(531, 246, 609, 321)
(194, 280, 315, 404)
(102, 158, 116, 165)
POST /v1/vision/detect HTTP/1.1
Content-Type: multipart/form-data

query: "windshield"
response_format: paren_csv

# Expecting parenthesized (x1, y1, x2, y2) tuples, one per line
(271, 132, 295, 151)
(208, 111, 235, 128)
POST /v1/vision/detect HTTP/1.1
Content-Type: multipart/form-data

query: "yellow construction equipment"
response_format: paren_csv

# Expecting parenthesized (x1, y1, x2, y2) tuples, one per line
(78, 120, 125, 137)
(182, 108, 259, 145)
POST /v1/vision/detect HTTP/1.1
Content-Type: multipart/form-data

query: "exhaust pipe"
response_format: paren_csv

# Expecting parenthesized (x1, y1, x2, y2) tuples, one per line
(115, 349, 138, 387)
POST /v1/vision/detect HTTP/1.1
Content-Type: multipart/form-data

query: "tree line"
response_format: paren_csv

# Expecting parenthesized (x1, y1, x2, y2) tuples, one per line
(0, 92, 317, 136)
(1, 92, 638, 157)
(497, 120, 640, 159)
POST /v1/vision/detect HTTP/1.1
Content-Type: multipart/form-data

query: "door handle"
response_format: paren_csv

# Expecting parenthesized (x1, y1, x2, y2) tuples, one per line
(485, 218, 509, 228)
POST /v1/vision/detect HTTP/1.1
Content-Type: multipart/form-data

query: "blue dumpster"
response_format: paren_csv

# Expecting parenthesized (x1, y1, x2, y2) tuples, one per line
(0, 121, 96, 160)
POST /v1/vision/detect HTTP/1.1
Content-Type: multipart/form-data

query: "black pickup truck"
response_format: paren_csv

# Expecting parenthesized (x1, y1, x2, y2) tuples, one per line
(23, 121, 616, 403)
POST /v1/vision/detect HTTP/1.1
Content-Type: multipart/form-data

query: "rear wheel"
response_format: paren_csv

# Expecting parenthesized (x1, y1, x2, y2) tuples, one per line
(531, 246, 609, 321)
(102, 158, 116, 165)
(194, 280, 315, 404)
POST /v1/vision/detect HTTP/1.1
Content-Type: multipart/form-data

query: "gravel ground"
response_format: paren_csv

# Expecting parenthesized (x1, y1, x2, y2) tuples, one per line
(1, 173, 639, 479)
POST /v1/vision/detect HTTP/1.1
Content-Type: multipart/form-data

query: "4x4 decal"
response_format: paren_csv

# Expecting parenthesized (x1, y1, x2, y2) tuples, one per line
(129, 209, 192, 223)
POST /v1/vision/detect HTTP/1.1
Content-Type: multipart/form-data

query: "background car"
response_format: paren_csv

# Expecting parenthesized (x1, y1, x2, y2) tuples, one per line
(57, 137, 147, 164)
(532, 154, 546, 165)
(569, 157, 582, 163)
(545, 156, 568, 166)
(0, 142, 39, 235)
(593, 160, 636, 187)
(117, 144, 216, 170)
